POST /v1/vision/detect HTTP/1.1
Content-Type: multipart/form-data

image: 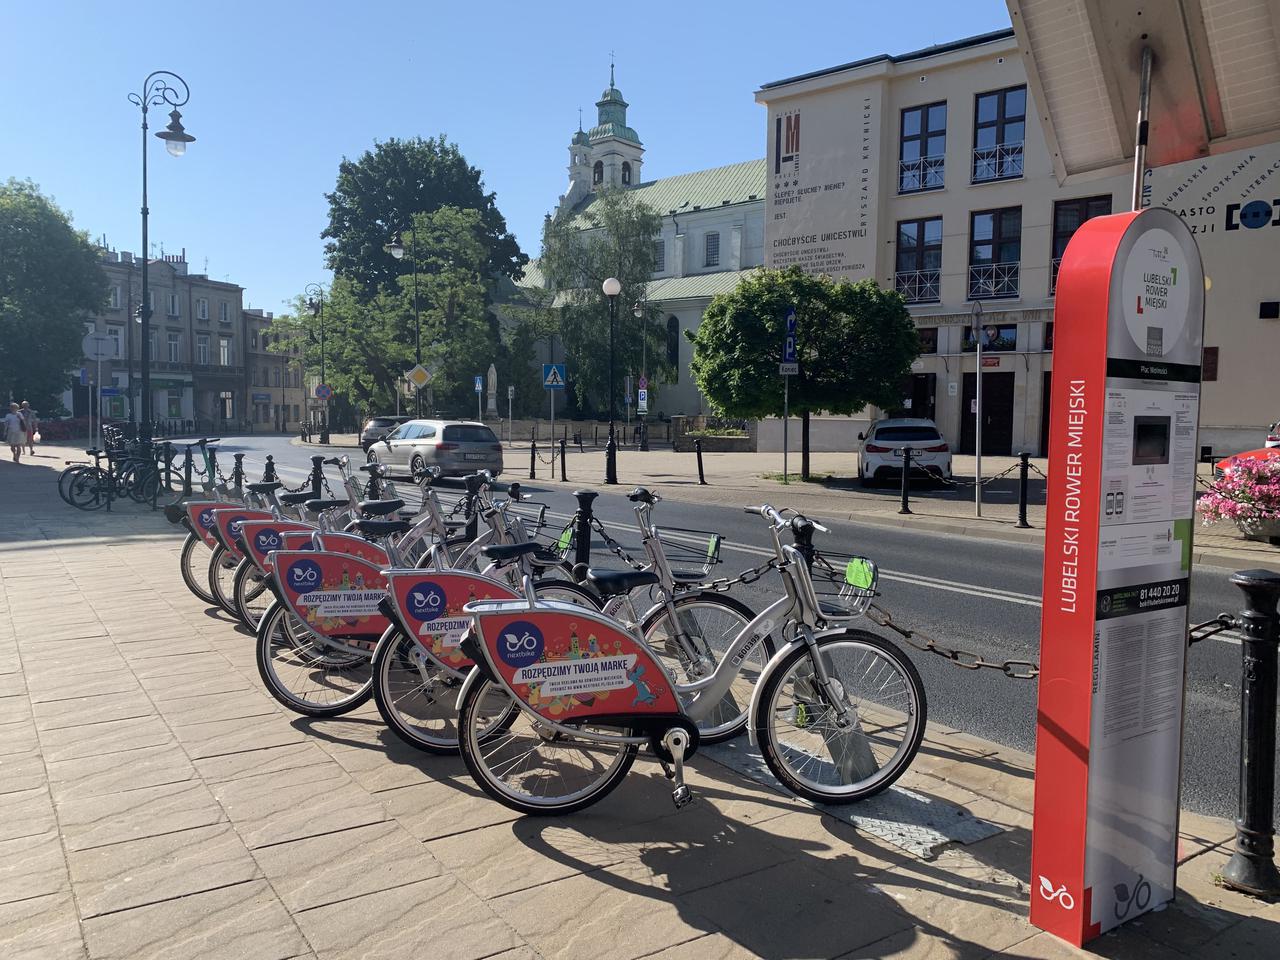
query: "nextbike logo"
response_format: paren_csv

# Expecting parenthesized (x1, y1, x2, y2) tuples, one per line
(286, 559, 323, 593)
(406, 581, 446, 622)
(496, 619, 543, 668)
(198, 508, 215, 528)
(254, 528, 282, 552)
(229, 515, 248, 535)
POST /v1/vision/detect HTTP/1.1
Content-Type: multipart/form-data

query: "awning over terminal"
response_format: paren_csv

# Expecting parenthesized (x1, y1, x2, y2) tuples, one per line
(1007, 0, 1280, 180)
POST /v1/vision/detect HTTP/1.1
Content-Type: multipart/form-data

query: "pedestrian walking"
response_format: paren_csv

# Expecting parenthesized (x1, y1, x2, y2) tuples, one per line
(4, 402, 25, 463)
(19, 401, 38, 455)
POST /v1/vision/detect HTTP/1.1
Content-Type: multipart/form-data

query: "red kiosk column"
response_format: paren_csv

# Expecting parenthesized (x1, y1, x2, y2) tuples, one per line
(1031, 207, 1205, 946)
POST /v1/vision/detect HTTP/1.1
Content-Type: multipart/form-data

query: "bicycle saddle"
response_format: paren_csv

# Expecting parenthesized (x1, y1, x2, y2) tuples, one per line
(304, 498, 350, 513)
(352, 518, 412, 539)
(627, 487, 658, 505)
(247, 481, 283, 494)
(357, 463, 384, 475)
(279, 492, 314, 506)
(359, 498, 405, 517)
(480, 542, 542, 563)
(584, 568, 660, 597)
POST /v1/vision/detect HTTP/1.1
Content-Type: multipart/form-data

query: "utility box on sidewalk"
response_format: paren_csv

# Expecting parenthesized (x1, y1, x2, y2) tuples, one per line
(1032, 208, 1204, 946)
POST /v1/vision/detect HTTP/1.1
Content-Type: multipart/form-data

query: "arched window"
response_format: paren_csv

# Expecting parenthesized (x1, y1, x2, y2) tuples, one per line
(666, 316, 680, 381)
(621, 161, 632, 185)
(592, 161, 604, 185)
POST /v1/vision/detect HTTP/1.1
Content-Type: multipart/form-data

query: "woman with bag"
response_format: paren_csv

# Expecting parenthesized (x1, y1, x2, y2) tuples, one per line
(3, 403, 25, 463)
(19, 401, 38, 455)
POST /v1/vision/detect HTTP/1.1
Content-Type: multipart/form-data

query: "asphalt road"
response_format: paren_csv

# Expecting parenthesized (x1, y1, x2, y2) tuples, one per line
(215, 434, 1267, 822)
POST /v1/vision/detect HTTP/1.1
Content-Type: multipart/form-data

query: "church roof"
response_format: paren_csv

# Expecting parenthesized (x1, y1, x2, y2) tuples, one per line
(510, 259, 759, 307)
(563, 158, 766, 230)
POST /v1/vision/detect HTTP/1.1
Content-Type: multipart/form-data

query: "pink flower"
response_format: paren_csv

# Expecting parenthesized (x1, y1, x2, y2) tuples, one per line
(1199, 459, 1280, 526)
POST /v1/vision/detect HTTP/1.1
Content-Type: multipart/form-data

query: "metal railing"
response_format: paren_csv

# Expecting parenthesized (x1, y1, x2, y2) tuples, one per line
(898, 155, 945, 193)
(968, 261, 1020, 300)
(971, 141, 1024, 182)
(895, 269, 942, 303)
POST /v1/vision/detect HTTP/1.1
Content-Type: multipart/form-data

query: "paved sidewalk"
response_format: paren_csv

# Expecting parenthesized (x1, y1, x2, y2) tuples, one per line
(1, 450, 1275, 958)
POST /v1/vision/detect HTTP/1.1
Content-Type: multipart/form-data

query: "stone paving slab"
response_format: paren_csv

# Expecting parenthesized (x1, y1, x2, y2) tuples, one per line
(1, 451, 1277, 959)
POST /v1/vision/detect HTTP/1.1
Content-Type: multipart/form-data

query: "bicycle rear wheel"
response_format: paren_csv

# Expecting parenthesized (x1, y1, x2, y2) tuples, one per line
(255, 600, 373, 716)
(67, 468, 108, 510)
(179, 532, 217, 605)
(457, 675, 638, 815)
(752, 628, 925, 804)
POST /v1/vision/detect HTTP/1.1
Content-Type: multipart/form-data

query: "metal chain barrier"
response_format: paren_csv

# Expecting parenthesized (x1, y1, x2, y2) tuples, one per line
(694, 556, 780, 593)
(868, 603, 1041, 679)
(322, 476, 336, 498)
(934, 461, 1023, 489)
(1189, 613, 1237, 644)
(589, 516, 647, 570)
(535, 446, 558, 466)
(1027, 461, 1049, 481)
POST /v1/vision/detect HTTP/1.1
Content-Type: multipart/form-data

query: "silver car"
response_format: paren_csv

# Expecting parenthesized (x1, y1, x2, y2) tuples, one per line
(367, 419, 504, 478)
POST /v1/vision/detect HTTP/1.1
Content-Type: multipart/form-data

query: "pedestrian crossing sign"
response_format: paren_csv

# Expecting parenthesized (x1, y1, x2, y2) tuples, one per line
(542, 363, 566, 390)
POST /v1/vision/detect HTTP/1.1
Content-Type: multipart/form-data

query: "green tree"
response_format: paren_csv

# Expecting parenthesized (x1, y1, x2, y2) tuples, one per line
(689, 267, 919, 479)
(0, 179, 106, 412)
(323, 136, 525, 296)
(538, 189, 670, 415)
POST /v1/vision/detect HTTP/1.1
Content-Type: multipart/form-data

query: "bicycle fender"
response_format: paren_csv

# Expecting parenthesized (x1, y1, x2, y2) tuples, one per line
(746, 627, 849, 747)
(455, 664, 487, 712)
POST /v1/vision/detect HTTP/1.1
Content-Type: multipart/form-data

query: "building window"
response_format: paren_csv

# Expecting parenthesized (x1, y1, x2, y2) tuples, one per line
(147, 290, 156, 312)
(219, 337, 231, 366)
(592, 161, 603, 185)
(167, 293, 180, 317)
(653, 240, 665, 273)
(704, 231, 720, 268)
(968, 207, 1021, 299)
(1051, 195, 1112, 292)
(219, 391, 234, 420)
(973, 85, 1026, 182)
(899, 101, 946, 193)
(167, 332, 181, 362)
(196, 334, 209, 365)
(250, 333, 258, 349)
(895, 217, 943, 303)
(666, 316, 680, 380)
(1044, 322, 1054, 352)
(218, 301, 230, 323)
(196, 297, 209, 320)
(917, 327, 939, 354)
(271, 367, 281, 387)
(262, 333, 271, 349)
(621, 161, 632, 185)
(149, 332, 159, 361)
(103, 326, 122, 358)
(108, 285, 121, 309)
(1202, 345, 1218, 381)
(167, 388, 182, 419)
(964, 323, 1018, 352)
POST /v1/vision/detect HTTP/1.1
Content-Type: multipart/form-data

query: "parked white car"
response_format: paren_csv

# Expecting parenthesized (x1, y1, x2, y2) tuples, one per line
(857, 418, 952, 486)
(366, 419, 504, 479)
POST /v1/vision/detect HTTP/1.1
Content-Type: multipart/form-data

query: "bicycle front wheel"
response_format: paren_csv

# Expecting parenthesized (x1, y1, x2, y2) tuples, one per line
(753, 628, 925, 804)
(458, 675, 637, 816)
(207, 545, 240, 616)
(642, 592, 761, 743)
(232, 559, 273, 630)
(179, 532, 217, 605)
(255, 601, 373, 716)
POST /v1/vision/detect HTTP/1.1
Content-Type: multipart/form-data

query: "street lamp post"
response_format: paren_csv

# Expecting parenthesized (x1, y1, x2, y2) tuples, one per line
(385, 231, 422, 417)
(305, 283, 328, 444)
(603, 277, 621, 484)
(971, 299, 984, 517)
(128, 71, 195, 445)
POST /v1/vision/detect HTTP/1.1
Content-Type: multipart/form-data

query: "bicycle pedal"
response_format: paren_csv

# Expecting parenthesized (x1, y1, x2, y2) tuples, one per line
(671, 785, 693, 809)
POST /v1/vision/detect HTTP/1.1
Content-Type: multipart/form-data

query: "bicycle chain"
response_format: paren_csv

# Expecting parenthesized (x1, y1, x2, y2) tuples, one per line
(867, 603, 1040, 679)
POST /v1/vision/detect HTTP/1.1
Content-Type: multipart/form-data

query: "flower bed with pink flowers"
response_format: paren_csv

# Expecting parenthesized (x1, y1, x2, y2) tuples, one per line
(1199, 457, 1280, 543)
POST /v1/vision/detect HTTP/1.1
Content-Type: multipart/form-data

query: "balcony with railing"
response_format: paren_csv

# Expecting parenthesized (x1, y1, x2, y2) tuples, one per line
(898, 155, 945, 193)
(968, 261, 1020, 300)
(971, 142, 1024, 183)
(895, 269, 942, 303)
(1050, 257, 1063, 295)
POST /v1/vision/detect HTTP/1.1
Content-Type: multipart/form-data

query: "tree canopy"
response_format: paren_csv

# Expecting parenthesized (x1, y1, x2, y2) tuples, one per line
(0, 179, 106, 412)
(689, 267, 920, 476)
(538, 189, 670, 415)
(322, 136, 526, 294)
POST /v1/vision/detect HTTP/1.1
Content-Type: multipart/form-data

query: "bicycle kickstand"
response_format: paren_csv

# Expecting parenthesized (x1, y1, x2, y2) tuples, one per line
(661, 728, 694, 809)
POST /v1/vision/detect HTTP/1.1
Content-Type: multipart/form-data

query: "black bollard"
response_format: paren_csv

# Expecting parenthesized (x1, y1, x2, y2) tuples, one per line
(1016, 451, 1032, 529)
(162, 442, 175, 495)
(529, 441, 537, 480)
(573, 489, 598, 569)
(309, 455, 325, 498)
(594, 424, 599, 446)
(695, 438, 707, 486)
(898, 446, 913, 515)
(232, 453, 246, 493)
(559, 438, 567, 482)
(605, 431, 618, 485)
(463, 473, 482, 542)
(208, 448, 219, 486)
(640, 422, 649, 452)
(1221, 570, 1280, 896)
(182, 445, 194, 497)
(262, 455, 277, 482)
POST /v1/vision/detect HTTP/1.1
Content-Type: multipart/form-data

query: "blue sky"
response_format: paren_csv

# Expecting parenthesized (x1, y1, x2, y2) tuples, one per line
(1, 1, 1011, 314)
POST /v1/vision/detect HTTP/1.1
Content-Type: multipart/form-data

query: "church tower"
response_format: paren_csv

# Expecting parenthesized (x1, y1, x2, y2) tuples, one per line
(588, 63, 643, 191)
(557, 114, 594, 217)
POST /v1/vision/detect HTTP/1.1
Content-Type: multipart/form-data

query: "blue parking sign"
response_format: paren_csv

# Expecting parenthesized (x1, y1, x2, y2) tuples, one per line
(783, 308, 797, 363)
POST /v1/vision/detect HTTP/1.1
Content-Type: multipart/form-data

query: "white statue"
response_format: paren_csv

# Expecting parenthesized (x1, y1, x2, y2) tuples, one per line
(486, 363, 498, 417)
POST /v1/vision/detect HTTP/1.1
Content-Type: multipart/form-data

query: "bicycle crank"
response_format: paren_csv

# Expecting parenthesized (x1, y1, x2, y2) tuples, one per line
(661, 728, 694, 809)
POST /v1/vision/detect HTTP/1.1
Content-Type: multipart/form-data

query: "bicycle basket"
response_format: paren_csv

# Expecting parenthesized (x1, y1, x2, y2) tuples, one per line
(656, 527, 723, 579)
(506, 500, 548, 537)
(545, 520, 577, 559)
(808, 551, 878, 619)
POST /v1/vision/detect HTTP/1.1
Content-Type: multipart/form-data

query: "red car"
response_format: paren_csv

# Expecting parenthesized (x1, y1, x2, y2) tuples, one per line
(1215, 447, 1280, 478)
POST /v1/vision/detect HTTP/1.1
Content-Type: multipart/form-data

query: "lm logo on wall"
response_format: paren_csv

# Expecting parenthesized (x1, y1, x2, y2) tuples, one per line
(286, 559, 322, 594)
(774, 109, 800, 176)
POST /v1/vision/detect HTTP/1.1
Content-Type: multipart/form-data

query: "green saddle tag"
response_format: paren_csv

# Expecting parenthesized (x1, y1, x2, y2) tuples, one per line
(557, 525, 574, 551)
(845, 558, 874, 590)
(707, 536, 718, 561)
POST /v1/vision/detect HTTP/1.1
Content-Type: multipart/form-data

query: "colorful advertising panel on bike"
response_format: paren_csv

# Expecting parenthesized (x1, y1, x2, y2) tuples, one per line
(272, 550, 390, 640)
(238, 520, 319, 574)
(1031, 208, 1204, 947)
(307, 532, 390, 568)
(210, 508, 275, 562)
(385, 570, 517, 673)
(469, 603, 681, 721)
(185, 501, 226, 550)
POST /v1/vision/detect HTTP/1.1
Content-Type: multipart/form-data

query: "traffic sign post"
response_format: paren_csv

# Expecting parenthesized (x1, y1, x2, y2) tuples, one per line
(406, 364, 431, 390)
(542, 363, 566, 445)
(82, 331, 113, 449)
(474, 376, 483, 422)
(507, 384, 515, 442)
(781, 308, 797, 483)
